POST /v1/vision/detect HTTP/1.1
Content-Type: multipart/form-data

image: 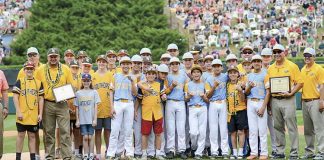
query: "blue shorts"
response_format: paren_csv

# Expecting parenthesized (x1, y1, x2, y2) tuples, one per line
(80, 124, 94, 136)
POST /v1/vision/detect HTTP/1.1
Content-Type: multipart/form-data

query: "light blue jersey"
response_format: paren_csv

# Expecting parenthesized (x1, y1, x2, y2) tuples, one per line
(74, 89, 101, 125)
(113, 73, 134, 101)
(167, 70, 188, 101)
(247, 70, 267, 99)
(206, 73, 228, 101)
(186, 81, 207, 106)
(202, 71, 213, 82)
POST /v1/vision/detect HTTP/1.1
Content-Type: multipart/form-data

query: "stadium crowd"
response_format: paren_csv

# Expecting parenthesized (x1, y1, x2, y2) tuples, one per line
(169, 0, 323, 57)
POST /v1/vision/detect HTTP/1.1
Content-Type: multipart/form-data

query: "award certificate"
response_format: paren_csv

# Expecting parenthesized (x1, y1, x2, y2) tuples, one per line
(270, 76, 291, 94)
(53, 84, 76, 102)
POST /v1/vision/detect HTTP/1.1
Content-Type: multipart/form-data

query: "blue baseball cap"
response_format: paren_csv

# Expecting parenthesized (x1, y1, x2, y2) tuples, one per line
(82, 73, 92, 80)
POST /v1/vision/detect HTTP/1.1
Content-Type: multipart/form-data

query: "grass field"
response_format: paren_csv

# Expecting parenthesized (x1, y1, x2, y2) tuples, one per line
(3, 111, 307, 155)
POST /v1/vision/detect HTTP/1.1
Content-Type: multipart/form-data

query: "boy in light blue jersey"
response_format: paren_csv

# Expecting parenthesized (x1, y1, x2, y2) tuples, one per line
(205, 59, 229, 158)
(244, 55, 270, 160)
(106, 57, 137, 159)
(164, 57, 189, 159)
(184, 65, 209, 159)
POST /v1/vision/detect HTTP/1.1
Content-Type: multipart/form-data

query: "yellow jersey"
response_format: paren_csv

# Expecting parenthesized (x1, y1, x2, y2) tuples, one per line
(16, 63, 43, 80)
(13, 78, 44, 125)
(301, 63, 324, 99)
(35, 63, 73, 101)
(226, 82, 246, 122)
(92, 71, 113, 118)
(141, 81, 163, 121)
(68, 73, 82, 120)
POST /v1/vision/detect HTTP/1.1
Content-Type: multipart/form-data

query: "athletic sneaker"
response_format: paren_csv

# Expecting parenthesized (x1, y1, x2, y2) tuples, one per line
(230, 155, 237, 159)
(237, 155, 244, 159)
(223, 154, 229, 159)
(83, 155, 88, 160)
(156, 155, 165, 160)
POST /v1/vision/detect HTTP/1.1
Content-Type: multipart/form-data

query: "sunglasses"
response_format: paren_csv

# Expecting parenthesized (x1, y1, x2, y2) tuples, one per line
(25, 68, 34, 70)
(27, 54, 37, 58)
(303, 53, 313, 58)
(168, 49, 177, 52)
(243, 51, 253, 54)
(272, 50, 282, 55)
(49, 55, 58, 58)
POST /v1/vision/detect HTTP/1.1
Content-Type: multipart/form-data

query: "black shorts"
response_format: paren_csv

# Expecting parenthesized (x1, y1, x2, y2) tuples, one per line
(16, 123, 39, 133)
(70, 120, 77, 129)
(228, 110, 248, 133)
(95, 118, 111, 130)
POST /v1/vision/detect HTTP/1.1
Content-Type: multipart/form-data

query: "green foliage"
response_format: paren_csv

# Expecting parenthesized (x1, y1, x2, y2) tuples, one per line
(8, 0, 187, 65)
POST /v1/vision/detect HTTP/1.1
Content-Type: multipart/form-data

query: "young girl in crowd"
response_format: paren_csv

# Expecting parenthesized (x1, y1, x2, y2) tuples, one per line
(75, 73, 101, 160)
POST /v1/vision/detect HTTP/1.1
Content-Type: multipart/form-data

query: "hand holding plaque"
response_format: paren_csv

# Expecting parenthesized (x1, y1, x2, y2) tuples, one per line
(52, 84, 76, 102)
(270, 76, 291, 94)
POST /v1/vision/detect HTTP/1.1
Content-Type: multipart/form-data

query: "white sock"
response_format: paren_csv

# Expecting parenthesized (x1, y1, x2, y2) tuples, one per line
(156, 149, 161, 156)
(74, 149, 79, 155)
(238, 148, 243, 156)
(142, 150, 147, 156)
(233, 149, 238, 156)
(90, 153, 94, 157)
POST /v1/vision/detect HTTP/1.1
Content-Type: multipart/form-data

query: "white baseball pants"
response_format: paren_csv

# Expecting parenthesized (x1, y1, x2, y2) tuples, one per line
(209, 100, 229, 155)
(166, 100, 186, 152)
(106, 101, 134, 157)
(189, 106, 207, 156)
(247, 99, 268, 156)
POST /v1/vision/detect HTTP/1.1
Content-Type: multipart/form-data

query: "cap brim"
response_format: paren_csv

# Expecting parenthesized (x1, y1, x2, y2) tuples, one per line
(96, 58, 108, 62)
(120, 60, 132, 64)
(48, 53, 59, 56)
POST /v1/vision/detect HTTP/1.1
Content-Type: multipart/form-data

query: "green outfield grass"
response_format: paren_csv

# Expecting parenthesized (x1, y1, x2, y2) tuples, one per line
(4, 135, 45, 154)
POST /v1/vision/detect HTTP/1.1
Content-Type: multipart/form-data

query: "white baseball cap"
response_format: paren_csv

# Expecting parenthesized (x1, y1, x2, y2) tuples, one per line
(261, 48, 272, 56)
(170, 57, 180, 64)
(167, 43, 178, 50)
(182, 52, 193, 60)
(251, 55, 262, 61)
(225, 54, 238, 61)
(242, 45, 253, 51)
(131, 55, 143, 62)
(303, 48, 316, 56)
(160, 53, 171, 60)
(204, 55, 214, 61)
(212, 59, 223, 66)
(273, 44, 285, 51)
(119, 56, 132, 64)
(140, 48, 152, 55)
(27, 47, 39, 55)
(157, 64, 169, 73)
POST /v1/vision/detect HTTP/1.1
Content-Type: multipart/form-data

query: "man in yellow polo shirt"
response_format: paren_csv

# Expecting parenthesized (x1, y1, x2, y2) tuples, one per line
(237, 45, 254, 74)
(35, 48, 73, 160)
(17, 47, 43, 80)
(300, 48, 324, 160)
(265, 44, 303, 159)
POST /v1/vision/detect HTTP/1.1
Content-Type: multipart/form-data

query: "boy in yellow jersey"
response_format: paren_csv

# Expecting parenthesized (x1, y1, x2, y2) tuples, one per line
(106, 50, 122, 74)
(68, 60, 82, 158)
(136, 67, 166, 160)
(13, 62, 44, 160)
(226, 66, 248, 159)
(92, 55, 113, 160)
(81, 57, 95, 75)
(64, 49, 75, 66)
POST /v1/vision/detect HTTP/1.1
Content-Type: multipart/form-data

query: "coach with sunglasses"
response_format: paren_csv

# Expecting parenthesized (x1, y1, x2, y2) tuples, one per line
(265, 44, 303, 159)
(16, 47, 43, 80)
(35, 48, 73, 160)
(237, 45, 254, 74)
(300, 48, 324, 160)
